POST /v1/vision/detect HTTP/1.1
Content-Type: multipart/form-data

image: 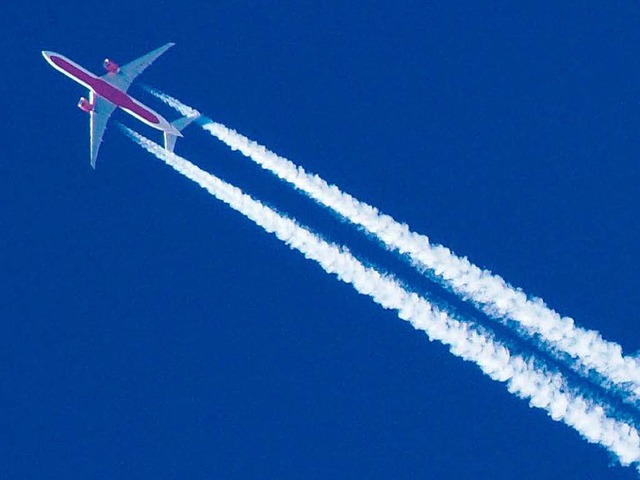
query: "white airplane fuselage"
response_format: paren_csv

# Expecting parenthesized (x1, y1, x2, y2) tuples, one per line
(42, 51, 180, 136)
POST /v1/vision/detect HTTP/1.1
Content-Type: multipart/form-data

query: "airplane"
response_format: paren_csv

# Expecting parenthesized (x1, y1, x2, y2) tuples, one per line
(42, 43, 197, 168)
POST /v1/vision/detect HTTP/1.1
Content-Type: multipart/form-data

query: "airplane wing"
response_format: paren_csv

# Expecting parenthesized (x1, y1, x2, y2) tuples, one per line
(101, 43, 175, 92)
(89, 91, 117, 168)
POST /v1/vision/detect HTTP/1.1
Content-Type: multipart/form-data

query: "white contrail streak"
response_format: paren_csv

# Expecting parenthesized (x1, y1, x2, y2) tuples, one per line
(122, 125, 640, 469)
(146, 89, 640, 401)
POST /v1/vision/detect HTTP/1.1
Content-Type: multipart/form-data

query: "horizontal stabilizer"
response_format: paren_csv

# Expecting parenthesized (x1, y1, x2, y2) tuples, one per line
(164, 114, 200, 152)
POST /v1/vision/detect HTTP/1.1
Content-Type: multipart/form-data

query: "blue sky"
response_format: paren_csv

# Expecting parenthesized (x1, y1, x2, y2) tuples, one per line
(3, 2, 640, 478)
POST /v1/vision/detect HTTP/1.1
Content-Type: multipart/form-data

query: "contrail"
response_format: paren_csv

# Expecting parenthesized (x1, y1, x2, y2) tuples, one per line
(145, 89, 640, 402)
(122, 125, 640, 469)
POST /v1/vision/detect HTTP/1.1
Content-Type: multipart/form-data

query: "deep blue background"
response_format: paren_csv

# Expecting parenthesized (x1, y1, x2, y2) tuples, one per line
(2, 2, 640, 478)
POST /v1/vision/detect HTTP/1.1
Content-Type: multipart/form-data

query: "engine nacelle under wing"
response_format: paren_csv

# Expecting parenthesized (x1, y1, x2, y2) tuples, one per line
(103, 58, 120, 73)
(77, 97, 94, 113)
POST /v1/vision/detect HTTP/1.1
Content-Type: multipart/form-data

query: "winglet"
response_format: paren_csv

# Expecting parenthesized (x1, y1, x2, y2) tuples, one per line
(164, 114, 200, 153)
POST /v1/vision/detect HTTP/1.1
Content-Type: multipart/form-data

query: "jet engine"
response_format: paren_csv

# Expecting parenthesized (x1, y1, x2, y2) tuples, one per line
(103, 58, 120, 73)
(77, 97, 94, 113)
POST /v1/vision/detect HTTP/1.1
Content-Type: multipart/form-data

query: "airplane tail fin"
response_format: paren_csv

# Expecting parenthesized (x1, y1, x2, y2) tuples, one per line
(164, 114, 200, 152)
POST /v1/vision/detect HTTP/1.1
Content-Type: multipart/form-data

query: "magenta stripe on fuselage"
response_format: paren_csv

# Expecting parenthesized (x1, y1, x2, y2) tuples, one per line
(50, 55, 160, 125)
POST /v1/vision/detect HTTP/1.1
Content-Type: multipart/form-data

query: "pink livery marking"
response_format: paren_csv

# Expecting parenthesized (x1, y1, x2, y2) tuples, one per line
(49, 55, 160, 125)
